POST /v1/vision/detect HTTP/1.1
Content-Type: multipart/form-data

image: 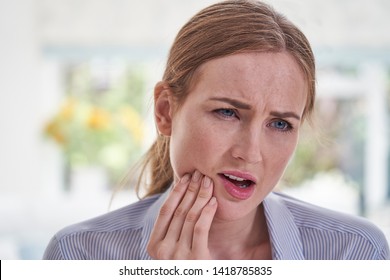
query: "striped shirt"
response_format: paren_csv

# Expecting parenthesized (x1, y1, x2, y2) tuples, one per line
(43, 191, 390, 260)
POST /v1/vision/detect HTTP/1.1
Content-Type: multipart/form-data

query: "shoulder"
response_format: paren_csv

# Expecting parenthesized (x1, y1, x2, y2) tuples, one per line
(43, 194, 162, 259)
(273, 192, 390, 259)
(58, 195, 159, 237)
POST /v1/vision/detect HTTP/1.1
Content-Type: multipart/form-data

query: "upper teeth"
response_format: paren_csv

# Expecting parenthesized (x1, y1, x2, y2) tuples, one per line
(224, 174, 245, 181)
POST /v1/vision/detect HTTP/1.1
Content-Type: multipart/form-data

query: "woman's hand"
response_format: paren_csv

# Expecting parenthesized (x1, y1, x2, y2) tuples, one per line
(147, 170, 218, 259)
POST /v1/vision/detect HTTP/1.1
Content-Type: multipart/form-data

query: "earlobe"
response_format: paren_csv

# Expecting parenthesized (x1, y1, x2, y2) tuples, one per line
(154, 81, 174, 136)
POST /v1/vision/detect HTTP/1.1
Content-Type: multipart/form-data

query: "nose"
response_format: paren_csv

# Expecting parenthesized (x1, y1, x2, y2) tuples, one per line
(230, 126, 263, 164)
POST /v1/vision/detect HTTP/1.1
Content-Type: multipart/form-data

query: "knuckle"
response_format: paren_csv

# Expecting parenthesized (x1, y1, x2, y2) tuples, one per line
(159, 204, 172, 216)
(174, 206, 187, 218)
(187, 182, 199, 193)
(185, 211, 198, 223)
(197, 189, 210, 199)
(173, 252, 190, 259)
(173, 244, 190, 259)
(193, 223, 206, 236)
(146, 242, 158, 259)
(172, 183, 184, 194)
(155, 243, 170, 260)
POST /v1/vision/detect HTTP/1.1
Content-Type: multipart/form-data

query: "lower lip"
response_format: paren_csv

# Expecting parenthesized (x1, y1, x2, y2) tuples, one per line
(218, 174, 255, 200)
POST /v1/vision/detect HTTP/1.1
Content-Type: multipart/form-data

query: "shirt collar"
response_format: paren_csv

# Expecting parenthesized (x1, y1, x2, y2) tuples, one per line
(263, 192, 305, 259)
(139, 189, 305, 260)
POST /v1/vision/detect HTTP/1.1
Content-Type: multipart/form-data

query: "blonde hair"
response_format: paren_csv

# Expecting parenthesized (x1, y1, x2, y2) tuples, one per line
(136, 0, 316, 197)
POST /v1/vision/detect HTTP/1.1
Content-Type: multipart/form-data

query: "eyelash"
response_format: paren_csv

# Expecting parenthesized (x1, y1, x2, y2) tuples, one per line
(214, 108, 294, 133)
(267, 120, 294, 133)
(214, 108, 239, 119)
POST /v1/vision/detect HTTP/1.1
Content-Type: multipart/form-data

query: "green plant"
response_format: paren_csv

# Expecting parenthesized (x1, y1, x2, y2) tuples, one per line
(44, 63, 147, 184)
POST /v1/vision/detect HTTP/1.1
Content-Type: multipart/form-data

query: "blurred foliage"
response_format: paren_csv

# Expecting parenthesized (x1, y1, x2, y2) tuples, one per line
(282, 98, 366, 188)
(44, 61, 147, 185)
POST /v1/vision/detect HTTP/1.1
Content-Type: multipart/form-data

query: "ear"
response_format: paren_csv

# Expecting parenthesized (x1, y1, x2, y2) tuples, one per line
(154, 81, 175, 136)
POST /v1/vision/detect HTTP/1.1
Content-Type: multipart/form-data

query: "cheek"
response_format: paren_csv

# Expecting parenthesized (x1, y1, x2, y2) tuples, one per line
(170, 118, 221, 177)
(267, 136, 298, 172)
(262, 130, 298, 167)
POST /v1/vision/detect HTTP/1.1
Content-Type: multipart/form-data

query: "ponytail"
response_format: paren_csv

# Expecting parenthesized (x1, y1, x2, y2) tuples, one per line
(135, 135, 173, 197)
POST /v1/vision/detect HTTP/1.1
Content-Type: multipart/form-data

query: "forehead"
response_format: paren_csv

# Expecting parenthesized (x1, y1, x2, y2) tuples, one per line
(189, 52, 307, 111)
(197, 51, 303, 82)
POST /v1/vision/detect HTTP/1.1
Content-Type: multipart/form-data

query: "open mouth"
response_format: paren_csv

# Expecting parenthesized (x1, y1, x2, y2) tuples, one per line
(219, 173, 255, 188)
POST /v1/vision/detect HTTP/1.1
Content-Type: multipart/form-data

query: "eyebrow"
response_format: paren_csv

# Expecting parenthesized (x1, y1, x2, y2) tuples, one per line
(209, 97, 301, 120)
(208, 97, 252, 110)
(270, 111, 301, 121)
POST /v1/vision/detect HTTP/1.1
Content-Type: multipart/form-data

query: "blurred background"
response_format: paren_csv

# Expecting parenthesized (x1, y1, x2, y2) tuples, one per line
(0, 0, 389, 259)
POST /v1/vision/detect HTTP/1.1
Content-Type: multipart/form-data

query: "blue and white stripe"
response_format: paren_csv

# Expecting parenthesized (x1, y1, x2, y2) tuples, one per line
(264, 192, 389, 259)
(43, 191, 390, 260)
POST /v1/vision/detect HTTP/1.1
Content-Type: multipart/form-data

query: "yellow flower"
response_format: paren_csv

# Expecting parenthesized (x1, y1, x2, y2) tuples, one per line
(59, 98, 76, 120)
(44, 119, 67, 145)
(86, 106, 111, 130)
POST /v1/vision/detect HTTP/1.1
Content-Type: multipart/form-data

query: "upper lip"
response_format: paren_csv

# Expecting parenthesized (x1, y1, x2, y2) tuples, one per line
(219, 170, 257, 184)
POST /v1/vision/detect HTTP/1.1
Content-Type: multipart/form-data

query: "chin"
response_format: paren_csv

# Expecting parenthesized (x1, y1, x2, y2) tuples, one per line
(213, 198, 254, 222)
(213, 185, 268, 221)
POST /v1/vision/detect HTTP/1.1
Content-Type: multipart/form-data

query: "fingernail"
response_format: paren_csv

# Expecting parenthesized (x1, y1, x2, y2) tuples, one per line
(180, 174, 191, 184)
(202, 176, 211, 188)
(209, 197, 217, 206)
(192, 170, 201, 182)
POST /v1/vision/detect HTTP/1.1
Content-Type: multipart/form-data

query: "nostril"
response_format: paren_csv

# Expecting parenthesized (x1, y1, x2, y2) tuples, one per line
(231, 148, 262, 164)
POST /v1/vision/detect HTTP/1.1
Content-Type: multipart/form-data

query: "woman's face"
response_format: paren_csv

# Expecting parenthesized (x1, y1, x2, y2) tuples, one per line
(160, 52, 307, 221)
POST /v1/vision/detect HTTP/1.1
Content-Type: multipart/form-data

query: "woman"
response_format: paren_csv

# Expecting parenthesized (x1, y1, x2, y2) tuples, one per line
(43, 0, 389, 260)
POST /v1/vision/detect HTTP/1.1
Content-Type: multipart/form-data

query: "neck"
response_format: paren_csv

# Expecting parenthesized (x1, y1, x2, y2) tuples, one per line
(208, 204, 272, 260)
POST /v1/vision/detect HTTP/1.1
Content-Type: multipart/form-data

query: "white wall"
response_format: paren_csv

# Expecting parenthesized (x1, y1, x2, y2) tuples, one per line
(0, 0, 48, 195)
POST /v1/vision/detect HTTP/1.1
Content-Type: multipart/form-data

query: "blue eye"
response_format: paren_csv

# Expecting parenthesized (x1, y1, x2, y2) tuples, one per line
(215, 108, 237, 118)
(269, 120, 291, 131)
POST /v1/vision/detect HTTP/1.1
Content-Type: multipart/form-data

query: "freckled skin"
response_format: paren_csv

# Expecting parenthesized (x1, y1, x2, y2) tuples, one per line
(169, 52, 307, 222)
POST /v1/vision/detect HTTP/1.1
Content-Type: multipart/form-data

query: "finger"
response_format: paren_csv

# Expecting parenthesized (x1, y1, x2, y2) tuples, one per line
(179, 176, 213, 247)
(164, 170, 203, 242)
(192, 196, 218, 253)
(149, 174, 191, 244)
